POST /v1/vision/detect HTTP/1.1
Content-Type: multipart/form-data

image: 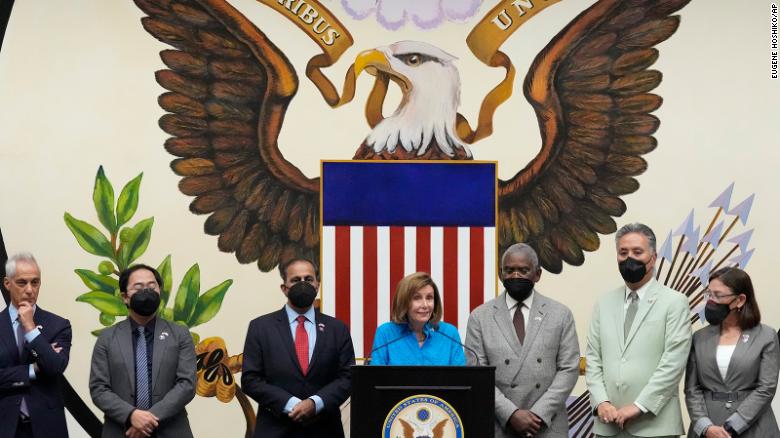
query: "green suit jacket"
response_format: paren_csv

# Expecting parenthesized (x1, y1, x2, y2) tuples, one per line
(585, 278, 692, 436)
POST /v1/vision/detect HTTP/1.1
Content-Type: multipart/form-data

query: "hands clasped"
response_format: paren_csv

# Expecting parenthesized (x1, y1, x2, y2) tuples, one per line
(288, 398, 316, 423)
(508, 409, 543, 437)
(597, 402, 641, 429)
(127, 410, 159, 437)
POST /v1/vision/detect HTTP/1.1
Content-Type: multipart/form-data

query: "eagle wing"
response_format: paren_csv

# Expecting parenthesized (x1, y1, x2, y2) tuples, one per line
(398, 418, 416, 438)
(499, 0, 691, 273)
(134, 0, 319, 271)
(432, 418, 449, 438)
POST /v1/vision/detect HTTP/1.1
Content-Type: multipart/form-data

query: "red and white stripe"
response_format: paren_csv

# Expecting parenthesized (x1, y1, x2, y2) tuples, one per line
(321, 225, 497, 358)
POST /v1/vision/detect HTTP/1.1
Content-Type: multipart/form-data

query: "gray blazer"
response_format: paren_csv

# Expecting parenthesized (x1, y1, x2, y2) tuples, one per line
(89, 318, 196, 438)
(685, 323, 780, 437)
(465, 290, 580, 437)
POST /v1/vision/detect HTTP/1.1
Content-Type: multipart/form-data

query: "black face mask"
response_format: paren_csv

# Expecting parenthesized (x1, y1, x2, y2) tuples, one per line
(619, 258, 647, 284)
(288, 281, 318, 309)
(503, 277, 534, 302)
(129, 288, 161, 316)
(704, 299, 735, 326)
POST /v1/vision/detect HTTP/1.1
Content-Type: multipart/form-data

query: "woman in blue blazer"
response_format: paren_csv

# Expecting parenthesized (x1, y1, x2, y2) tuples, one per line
(370, 272, 466, 366)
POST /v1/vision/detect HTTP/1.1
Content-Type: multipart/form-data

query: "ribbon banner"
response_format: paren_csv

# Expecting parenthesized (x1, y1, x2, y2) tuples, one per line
(257, 0, 566, 142)
(461, 0, 564, 143)
(256, 0, 359, 107)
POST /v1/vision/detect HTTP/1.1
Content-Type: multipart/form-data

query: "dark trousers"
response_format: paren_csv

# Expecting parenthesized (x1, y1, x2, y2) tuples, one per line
(15, 417, 33, 438)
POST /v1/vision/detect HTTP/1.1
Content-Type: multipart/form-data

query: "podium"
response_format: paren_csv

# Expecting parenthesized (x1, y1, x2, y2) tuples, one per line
(350, 365, 495, 437)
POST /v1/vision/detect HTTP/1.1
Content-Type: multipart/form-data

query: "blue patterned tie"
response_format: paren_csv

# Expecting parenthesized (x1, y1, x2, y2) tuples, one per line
(135, 326, 151, 409)
(16, 319, 29, 417)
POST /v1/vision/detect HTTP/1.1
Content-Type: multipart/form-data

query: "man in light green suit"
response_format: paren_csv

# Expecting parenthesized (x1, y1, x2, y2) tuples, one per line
(586, 223, 692, 437)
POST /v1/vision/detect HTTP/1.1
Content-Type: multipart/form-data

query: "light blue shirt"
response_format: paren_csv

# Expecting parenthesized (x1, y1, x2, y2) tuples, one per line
(283, 305, 324, 415)
(9, 304, 40, 380)
(370, 321, 466, 366)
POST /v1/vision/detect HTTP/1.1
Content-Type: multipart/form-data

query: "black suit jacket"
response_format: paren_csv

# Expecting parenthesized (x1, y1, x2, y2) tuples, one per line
(0, 306, 71, 438)
(241, 307, 354, 438)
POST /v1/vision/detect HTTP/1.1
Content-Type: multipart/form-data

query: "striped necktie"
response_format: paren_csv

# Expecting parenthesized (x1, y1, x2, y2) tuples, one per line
(135, 326, 151, 409)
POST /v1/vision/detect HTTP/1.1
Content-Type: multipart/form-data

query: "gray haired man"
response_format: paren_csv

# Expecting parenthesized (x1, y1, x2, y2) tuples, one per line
(1, 253, 71, 438)
(466, 243, 580, 437)
(585, 223, 691, 437)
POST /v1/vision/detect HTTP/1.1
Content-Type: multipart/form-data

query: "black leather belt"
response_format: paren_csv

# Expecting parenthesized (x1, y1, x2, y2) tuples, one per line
(711, 391, 742, 401)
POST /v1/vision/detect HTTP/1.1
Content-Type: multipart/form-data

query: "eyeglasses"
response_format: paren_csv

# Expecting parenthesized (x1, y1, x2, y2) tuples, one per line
(703, 290, 736, 302)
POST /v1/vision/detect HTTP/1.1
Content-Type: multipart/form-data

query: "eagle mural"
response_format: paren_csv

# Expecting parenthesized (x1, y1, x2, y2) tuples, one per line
(134, 0, 692, 273)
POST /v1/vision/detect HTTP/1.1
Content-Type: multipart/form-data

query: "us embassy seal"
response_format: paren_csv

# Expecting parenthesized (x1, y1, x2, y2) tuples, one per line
(383, 394, 463, 438)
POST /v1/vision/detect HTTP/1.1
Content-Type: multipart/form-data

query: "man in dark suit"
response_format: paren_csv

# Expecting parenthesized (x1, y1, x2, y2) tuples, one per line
(89, 264, 196, 438)
(242, 258, 355, 438)
(1, 252, 71, 438)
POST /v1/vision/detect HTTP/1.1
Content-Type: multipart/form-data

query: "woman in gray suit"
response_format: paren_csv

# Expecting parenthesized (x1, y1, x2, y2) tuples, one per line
(685, 267, 780, 437)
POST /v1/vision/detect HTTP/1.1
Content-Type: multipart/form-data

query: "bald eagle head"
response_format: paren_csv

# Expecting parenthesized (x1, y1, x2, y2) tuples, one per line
(354, 41, 471, 158)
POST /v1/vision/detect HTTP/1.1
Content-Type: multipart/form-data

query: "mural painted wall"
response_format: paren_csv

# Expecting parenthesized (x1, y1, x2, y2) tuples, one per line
(1, 0, 778, 436)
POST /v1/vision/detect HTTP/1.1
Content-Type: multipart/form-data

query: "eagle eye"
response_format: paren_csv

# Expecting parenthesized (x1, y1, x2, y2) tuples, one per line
(397, 53, 428, 67)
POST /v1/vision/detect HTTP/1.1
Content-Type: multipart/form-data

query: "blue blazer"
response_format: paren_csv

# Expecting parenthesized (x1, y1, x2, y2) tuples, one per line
(370, 321, 466, 366)
(0, 307, 71, 438)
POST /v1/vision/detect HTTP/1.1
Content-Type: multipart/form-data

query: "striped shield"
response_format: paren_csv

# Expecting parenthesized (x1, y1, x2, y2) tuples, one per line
(321, 161, 498, 358)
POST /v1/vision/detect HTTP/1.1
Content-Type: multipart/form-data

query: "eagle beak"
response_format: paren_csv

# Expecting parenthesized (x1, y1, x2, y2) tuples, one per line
(353, 49, 412, 93)
(354, 49, 390, 77)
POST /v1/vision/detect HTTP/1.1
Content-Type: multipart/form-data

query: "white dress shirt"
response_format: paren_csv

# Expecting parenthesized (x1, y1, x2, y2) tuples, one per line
(716, 344, 737, 380)
(506, 290, 534, 330)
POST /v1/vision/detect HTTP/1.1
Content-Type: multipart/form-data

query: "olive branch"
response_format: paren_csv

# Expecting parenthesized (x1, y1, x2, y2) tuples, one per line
(64, 166, 233, 342)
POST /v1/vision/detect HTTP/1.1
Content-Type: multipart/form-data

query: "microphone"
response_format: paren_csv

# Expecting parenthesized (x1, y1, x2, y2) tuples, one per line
(365, 331, 410, 364)
(431, 325, 481, 364)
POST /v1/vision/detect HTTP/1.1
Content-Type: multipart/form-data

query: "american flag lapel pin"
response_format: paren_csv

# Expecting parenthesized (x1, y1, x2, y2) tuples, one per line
(317, 323, 325, 332)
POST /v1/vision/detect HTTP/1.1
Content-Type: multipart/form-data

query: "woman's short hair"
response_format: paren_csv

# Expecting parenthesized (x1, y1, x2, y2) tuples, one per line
(709, 267, 761, 330)
(390, 272, 442, 324)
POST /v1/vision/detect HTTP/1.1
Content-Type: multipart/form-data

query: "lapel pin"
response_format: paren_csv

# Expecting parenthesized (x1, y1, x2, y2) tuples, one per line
(317, 323, 325, 332)
(36, 325, 43, 331)
(159, 331, 169, 340)
(742, 333, 750, 343)
(534, 316, 542, 321)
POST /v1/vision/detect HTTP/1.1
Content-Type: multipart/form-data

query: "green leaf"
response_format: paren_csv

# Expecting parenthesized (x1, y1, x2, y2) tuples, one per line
(91, 328, 107, 337)
(93, 166, 117, 233)
(188, 279, 233, 327)
(156, 255, 173, 307)
(76, 291, 128, 316)
(190, 331, 200, 345)
(116, 173, 143, 228)
(118, 217, 154, 268)
(173, 264, 200, 323)
(160, 307, 174, 321)
(99, 313, 116, 326)
(74, 269, 118, 294)
(64, 213, 115, 259)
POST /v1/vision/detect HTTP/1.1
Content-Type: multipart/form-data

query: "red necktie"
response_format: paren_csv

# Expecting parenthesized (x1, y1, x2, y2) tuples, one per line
(295, 315, 309, 375)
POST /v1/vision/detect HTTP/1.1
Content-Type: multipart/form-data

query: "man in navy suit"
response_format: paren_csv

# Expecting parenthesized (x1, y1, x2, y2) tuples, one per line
(0, 253, 71, 438)
(241, 258, 355, 438)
